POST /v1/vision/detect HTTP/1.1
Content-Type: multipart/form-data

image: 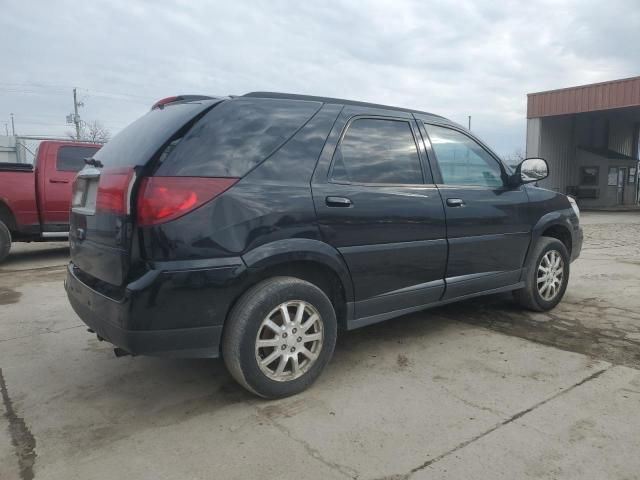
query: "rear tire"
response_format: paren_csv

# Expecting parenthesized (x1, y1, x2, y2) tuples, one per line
(0, 221, 11, 264)
(513, 237, 570, 312)
(222, 276, 337, 399)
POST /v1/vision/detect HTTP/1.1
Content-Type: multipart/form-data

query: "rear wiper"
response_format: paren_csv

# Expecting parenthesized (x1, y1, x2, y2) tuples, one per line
(84, 158, 103, 168)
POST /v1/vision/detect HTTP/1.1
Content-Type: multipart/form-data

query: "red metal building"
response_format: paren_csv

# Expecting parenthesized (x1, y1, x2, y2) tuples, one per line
(526, 76, 640, 207)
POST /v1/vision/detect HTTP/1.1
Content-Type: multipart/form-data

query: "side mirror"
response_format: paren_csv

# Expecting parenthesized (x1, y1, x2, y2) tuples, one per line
(518, 158, 549, 184)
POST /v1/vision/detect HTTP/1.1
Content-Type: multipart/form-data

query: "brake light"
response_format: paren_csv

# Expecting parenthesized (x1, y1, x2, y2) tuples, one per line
(151, 96, 181, 110)
(96, 168, 136, 215)
(137, 177, 238, 226)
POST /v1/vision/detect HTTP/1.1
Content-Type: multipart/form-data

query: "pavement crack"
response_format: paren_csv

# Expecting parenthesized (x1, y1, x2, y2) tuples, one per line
(0, 324, 85, 344)
(380, 366, 611, 480)
(0, 367, 37, 480)
(256, 407, 360, 479)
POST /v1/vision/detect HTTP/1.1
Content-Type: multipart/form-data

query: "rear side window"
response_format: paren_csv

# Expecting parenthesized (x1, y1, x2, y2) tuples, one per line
(156, 98, 321, 177)
(56, 146, 99, 172)
(331, 118, 423, 184)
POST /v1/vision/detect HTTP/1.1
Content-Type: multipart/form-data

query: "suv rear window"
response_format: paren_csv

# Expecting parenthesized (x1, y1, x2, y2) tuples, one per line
(57, 146, 100, 171)
(93, 99, 219, 168)
(155, 98, 321, 177)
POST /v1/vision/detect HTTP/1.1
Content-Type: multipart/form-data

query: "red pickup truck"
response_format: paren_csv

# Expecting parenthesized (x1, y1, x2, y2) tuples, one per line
(0, 141, 101, 263)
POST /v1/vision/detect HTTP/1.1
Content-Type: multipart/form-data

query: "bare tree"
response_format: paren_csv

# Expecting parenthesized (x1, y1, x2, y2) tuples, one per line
(67, 120, 111, 143)
(503, 148, 525, 166)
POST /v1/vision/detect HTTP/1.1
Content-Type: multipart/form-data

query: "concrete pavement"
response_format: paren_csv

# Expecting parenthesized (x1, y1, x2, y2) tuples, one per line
(1, 213, 639, 480)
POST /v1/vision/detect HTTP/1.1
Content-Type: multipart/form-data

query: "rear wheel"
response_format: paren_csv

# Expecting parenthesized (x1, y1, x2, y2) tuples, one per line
(0, 221, 11, 264)
(514, 237, 570, 312)
(222, 277, 337, 398)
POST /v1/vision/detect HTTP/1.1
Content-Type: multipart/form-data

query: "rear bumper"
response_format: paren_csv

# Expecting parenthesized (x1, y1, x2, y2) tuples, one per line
(65, 258, 247, 357)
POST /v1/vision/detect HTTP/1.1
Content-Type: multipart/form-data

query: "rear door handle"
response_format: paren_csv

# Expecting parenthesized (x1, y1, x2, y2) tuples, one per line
(326, 196, 352, 207)
(49, 178, 70, 184)
(446, 198, 465, 207)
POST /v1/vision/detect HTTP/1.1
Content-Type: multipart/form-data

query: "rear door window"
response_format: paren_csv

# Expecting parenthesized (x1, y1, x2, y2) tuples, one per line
(330, 118, 423, 184)
(156, 98, 321, 177)
(56, 146, 99, 172)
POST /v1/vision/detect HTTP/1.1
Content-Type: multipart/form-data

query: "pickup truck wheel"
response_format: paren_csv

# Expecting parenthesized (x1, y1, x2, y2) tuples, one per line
(514, 237, 570, 312)
(0, 221, 11, 264)
(222, 277, 337, 399)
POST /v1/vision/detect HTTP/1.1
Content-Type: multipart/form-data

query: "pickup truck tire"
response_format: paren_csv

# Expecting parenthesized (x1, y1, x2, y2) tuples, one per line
(0, 221, 11, 264)
(222, 276, 337, 399)
(514, 237, 570, 312)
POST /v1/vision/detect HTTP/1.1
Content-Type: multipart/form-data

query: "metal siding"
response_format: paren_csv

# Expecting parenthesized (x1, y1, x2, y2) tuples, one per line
(609, 117, 634, 157)
(528, 76, 640, 118)
(537, 116, 574, 192)
(526, 118, 541, 158)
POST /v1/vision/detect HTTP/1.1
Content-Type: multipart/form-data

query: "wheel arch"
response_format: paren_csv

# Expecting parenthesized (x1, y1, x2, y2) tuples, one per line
(524, 212, 574, 268)
(241, 239, 354, 329)
(0, 200, 17, 231)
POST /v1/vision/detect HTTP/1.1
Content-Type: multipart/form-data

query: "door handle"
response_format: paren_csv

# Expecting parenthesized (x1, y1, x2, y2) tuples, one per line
(326, 196, 353, 207)
(446, 198, 465, 207)
(49, 178, 69, 184)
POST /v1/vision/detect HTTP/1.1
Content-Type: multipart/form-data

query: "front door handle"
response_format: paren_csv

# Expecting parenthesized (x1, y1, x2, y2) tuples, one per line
(446, 198, 465, 207)
(49, 178, 70, 184)
(326, 196, 353, 207)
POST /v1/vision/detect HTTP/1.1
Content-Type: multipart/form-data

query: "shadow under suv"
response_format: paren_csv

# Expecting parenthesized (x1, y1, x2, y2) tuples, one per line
(65, 92, 583, 398)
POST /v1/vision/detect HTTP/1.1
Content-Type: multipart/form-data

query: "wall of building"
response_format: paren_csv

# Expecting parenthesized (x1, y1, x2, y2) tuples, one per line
(529, 108, 640, 206)
(0, 135, 18, 163)
(534, 115, 574, 193)
(574, 149, 637, 207)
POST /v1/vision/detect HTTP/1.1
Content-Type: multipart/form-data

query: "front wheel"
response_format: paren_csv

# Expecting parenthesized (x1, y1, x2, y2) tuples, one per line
(222, 277, 337, 398)
(0, 221, 11, 264)
(514, 237, 570, 312)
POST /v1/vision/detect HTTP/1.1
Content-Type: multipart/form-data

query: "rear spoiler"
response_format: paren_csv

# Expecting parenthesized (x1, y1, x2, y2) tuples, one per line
(151, 95, 218, 110)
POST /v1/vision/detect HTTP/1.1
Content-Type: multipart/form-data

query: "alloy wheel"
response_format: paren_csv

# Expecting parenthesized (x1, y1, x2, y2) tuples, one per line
(537, 250, 564, 301)
(255, 300, 324, 382)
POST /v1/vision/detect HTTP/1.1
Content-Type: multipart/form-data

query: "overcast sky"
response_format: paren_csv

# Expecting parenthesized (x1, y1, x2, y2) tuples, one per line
(1, 0, 639, 156)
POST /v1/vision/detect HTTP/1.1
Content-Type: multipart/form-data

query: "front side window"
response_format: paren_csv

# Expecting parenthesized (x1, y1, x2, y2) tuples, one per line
(56, 146, 99, 172)
(425, 124, 504, 187)
(331, 118, 423, 184)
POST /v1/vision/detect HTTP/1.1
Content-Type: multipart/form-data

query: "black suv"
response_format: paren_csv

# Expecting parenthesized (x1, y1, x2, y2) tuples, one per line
(66, 92, 583, 398)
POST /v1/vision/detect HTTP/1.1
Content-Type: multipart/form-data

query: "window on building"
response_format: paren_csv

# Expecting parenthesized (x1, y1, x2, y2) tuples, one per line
(580, 167, 599, 186)
(331, 118, 423, 184)
(424, 124, 503, 187)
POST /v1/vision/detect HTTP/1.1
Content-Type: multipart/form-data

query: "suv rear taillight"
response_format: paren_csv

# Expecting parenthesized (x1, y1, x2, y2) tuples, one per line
(136, 177, 238, 226)
(96, 168, 136, 215)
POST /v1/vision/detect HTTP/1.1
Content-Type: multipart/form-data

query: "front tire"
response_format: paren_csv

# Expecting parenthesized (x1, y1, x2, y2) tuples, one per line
(0, 221, 11, 264)
(222, 277, 337, 398)
(514, 237, 570, 312)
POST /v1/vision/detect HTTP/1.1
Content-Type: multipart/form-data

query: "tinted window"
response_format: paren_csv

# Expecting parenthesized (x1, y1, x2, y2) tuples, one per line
(331, 118, 423, 184)
(425, 124, 503, 187)
(157, 98, 321, 177)
(94, 99, 219, 168)
(56, 146, 99, 172)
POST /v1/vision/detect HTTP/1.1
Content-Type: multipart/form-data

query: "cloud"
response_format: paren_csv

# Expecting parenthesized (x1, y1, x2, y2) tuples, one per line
(1, 0, 638, 155)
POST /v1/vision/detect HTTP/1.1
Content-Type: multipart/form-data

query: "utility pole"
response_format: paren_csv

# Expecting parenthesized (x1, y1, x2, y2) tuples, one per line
(10, 113, 15, 136)
(72, 88, 83, 141)
(468, 115, 471, 131)
(3, 122, 8, 136)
